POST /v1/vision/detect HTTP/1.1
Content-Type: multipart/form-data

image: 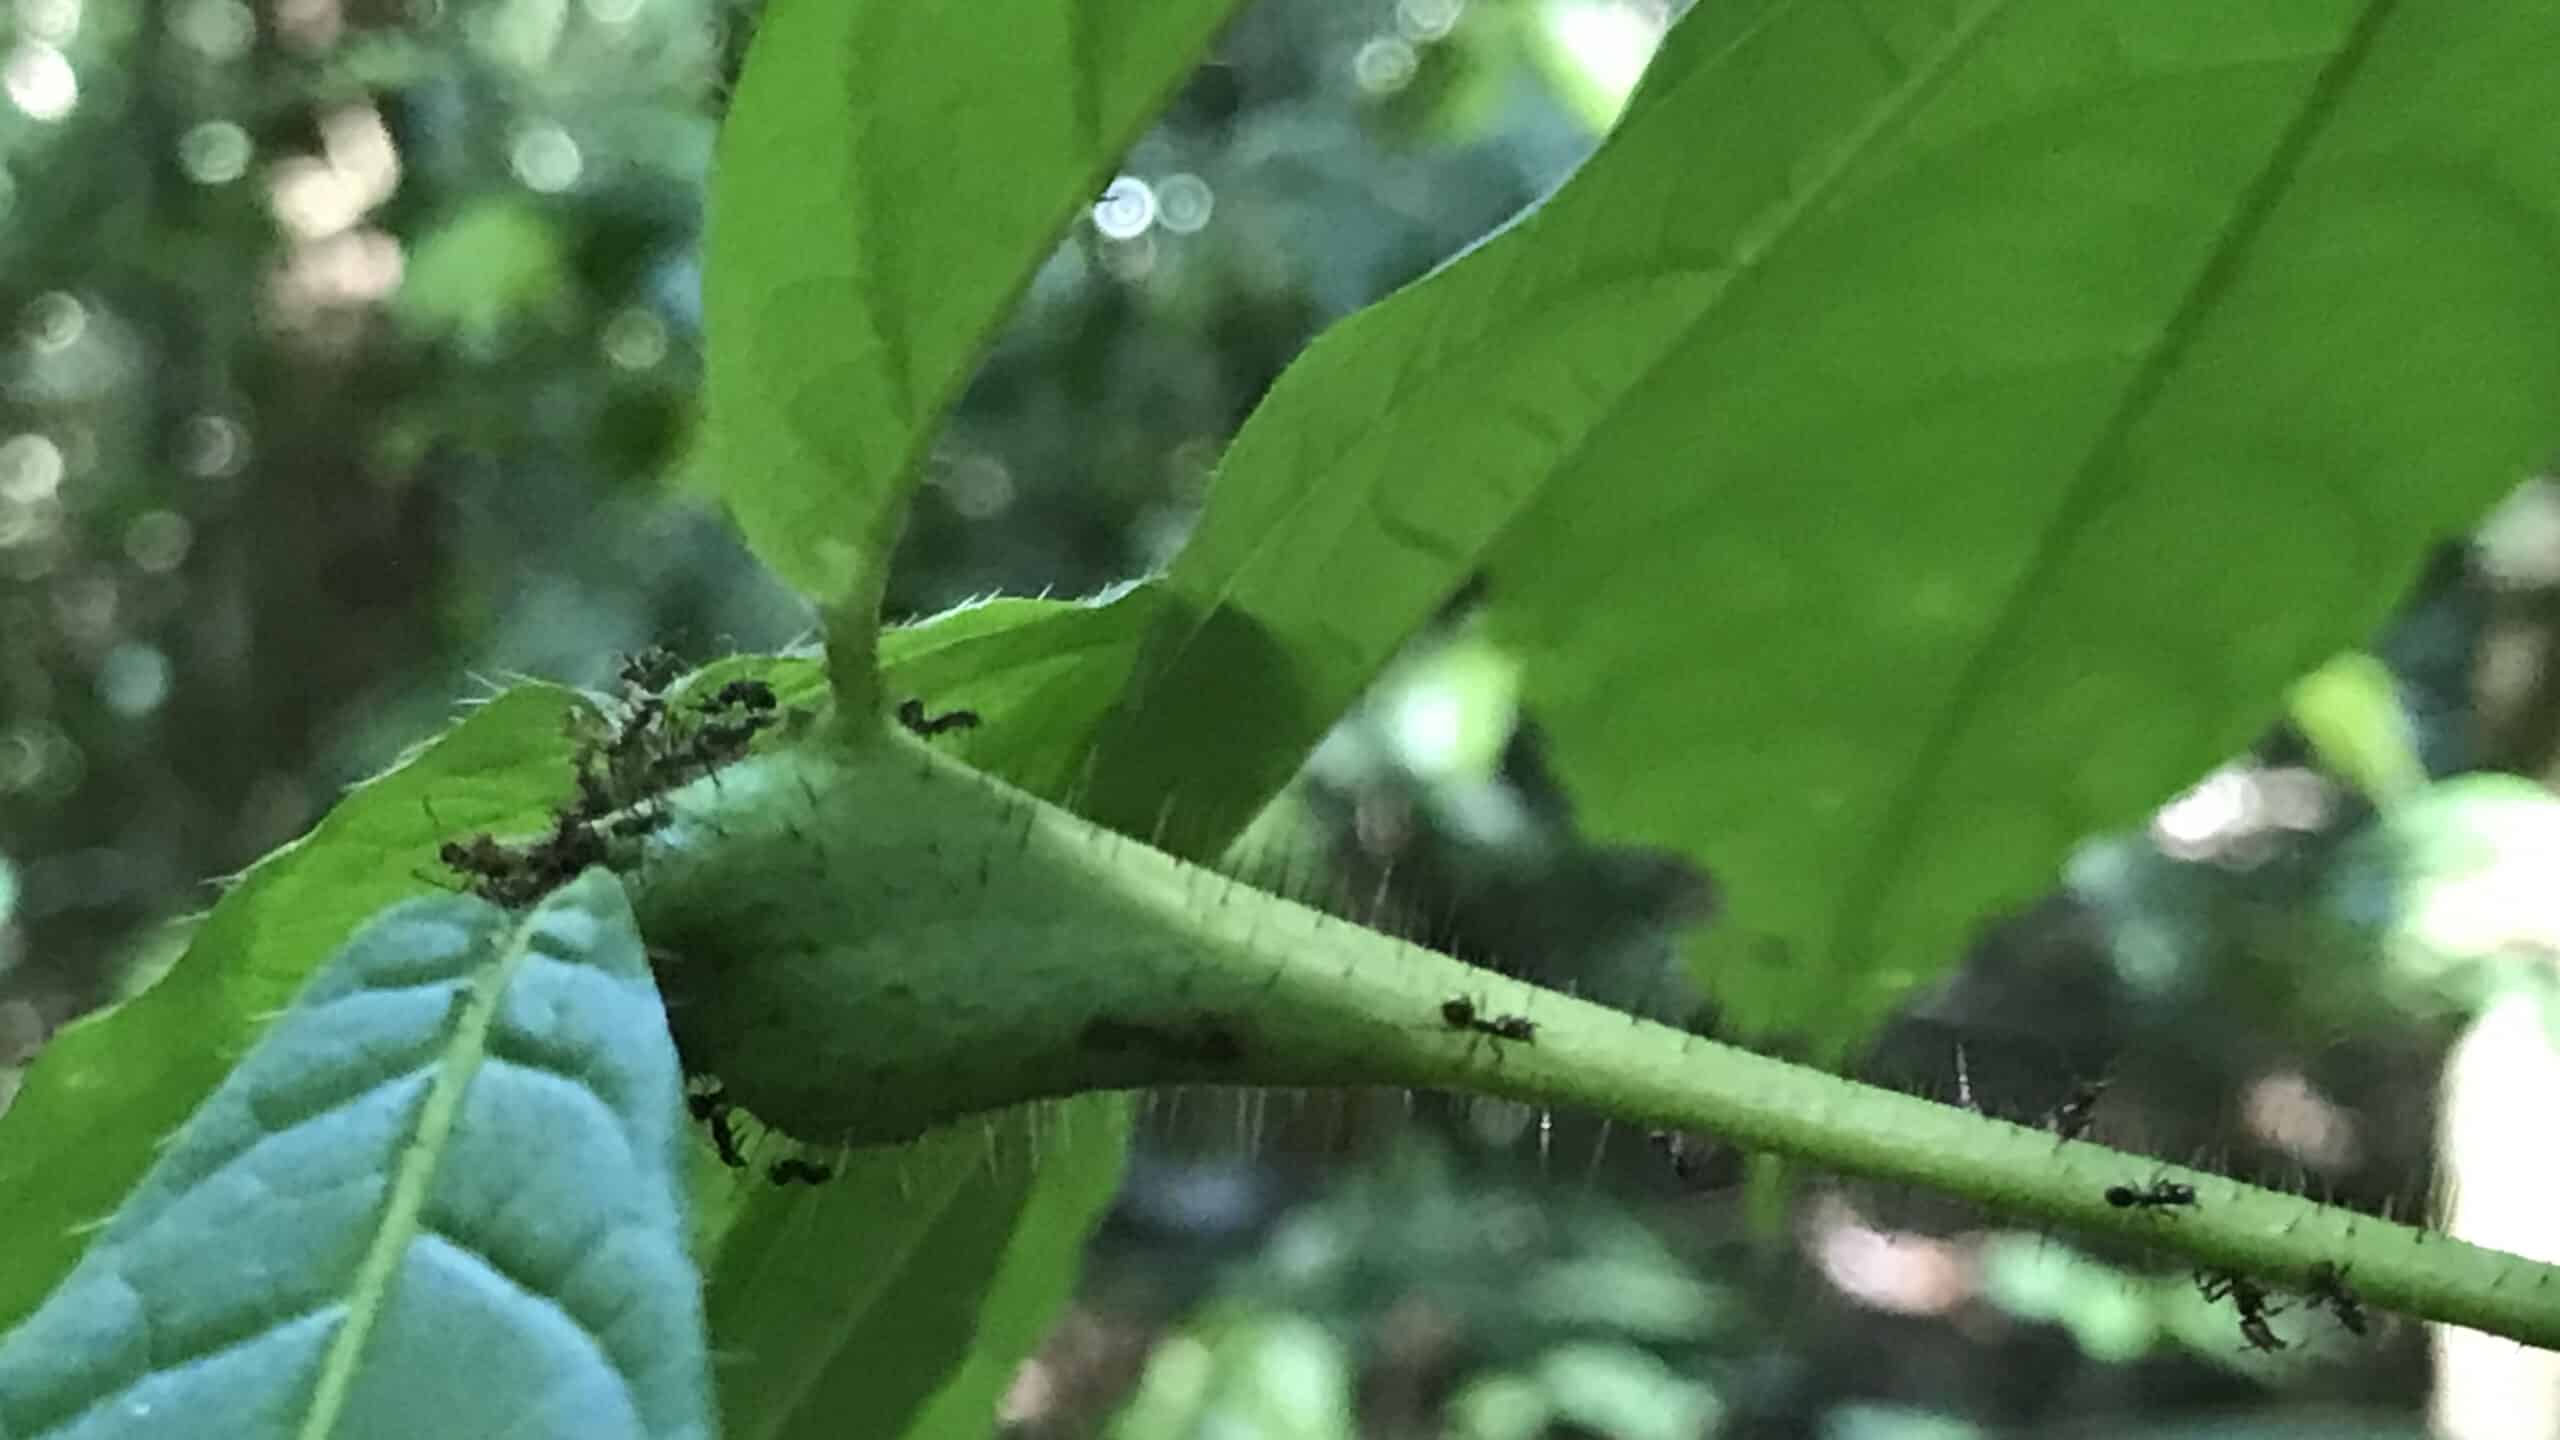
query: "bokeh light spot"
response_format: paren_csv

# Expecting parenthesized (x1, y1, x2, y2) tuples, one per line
(601, 307, 669, 370)
(4, 43, 77, 122)
(123, 510, 193, 573)
(175, 0, 256, 59)
(21, 291, 85, 353)
(179, 121, 254, 183)
(0, 434, 65, 503)
(15, 0, 81, 46)
(1395, 0, 1462, 42)
(97, 643, 172, 718)
(511, 124, 583, 192)
(177, 414, 250, 477)
(1352, 35, 1418, 95)
(1093, 176, 1155, 240)
(1156, 173, 1214, 234)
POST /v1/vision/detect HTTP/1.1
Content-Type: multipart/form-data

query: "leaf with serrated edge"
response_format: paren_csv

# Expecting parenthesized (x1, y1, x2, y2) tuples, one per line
(1092, 1, 2560, 1047)
(0, 685, 596, 1333)
(0, 870, 712, 1440)
(700, 0, 1241, 614)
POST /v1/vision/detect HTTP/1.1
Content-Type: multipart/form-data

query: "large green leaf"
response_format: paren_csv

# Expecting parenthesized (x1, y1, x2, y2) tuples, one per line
(0, 871, 711, 1440)
(0, 686, 594, 1333)
(698, 0, 1241, 623)
(1093, 1, 2560, 1045)
(679, 611, 1149, 1439)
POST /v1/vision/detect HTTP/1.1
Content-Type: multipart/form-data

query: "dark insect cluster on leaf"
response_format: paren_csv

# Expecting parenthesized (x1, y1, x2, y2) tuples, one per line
(434, 649, 781, 909)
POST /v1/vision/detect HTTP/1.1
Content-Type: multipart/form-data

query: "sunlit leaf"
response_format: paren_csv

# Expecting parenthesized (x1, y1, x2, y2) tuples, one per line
(0, 686, 595, 1333)
(1094, 1, 2560, 1047)
(0, 872, 712, 1439)
(699, 0, 1241, 632)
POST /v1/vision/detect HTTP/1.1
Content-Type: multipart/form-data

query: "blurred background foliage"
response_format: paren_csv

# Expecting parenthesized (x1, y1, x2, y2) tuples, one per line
(7, 0, 2560, 1434)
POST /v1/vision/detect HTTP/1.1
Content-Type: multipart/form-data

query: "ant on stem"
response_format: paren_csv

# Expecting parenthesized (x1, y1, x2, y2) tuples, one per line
(1439, 996, 1536, 1044)
(2105, 1178, 2196, 1212)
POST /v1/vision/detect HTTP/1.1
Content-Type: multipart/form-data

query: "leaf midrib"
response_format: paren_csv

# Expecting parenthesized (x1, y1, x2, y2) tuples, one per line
(1831, 0, 2403, 990)
(1138, 0, 2018, 733)
(293, 910, 540, 1440)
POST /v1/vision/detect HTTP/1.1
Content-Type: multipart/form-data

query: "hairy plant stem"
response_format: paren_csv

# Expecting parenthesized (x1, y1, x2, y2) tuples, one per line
(632, 725, 2560, 1350)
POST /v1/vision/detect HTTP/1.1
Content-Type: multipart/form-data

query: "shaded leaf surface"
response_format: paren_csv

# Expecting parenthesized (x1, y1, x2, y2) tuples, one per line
(0, 872, 711, 1440)
(0, 686, 596, 1332)
(700, 0, 1242, 607)
(1096, 0, 2560, 1044)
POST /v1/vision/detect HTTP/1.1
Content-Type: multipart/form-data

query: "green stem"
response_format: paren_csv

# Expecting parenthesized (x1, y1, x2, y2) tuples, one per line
(632, 727, 2560, 1349)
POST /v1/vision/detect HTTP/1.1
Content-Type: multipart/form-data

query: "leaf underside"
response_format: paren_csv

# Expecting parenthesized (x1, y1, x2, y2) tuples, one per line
(1091, 0, 2560, 1048)
(0, 686, 597, 1335)
(0, 872, 711, 1440)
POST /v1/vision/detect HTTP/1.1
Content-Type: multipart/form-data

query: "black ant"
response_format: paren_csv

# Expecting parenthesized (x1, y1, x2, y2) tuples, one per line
(696, 679, 778, 714)
(2197, 1268, 2288, 1352)
(2105, 1179, 2196, 1212)
(1439, 996, 1536, 1044)
(2304, 1261, 2368, 1336)
(687, 1087, 748, 1169)
(768, 1157, 834, 1186)
(2046, 1078, 2106, 1142)
(897, 697, 980, 737)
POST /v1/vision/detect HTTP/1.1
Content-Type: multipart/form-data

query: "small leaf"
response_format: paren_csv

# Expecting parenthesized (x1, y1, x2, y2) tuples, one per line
(698, 0, 1239, 636)
(0, 686, 595, 1333)
(0, 871, 712, 1440)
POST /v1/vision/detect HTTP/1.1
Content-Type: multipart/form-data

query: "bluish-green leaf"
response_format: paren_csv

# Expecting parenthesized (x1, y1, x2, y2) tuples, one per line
(0, 686, 596, 1333)
(1094, 0, 2560, 1046)
(698, 0, 1241, 631)
(0, 871, 711, 1440)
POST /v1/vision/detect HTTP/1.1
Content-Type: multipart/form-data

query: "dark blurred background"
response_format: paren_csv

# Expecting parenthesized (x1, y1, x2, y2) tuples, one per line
(8, 0, 2560, 1434)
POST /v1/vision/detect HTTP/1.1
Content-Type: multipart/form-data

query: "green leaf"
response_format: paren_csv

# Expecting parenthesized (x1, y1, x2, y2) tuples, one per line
(698, 0, 1240, 642)
(1097, 1, 2560, 1045)
(0, 871, 712, 1440)
(674, 615, 1149, 1440)
(889, 1098, 1130, 1440)
(879, 589, 1165, 799)
(0, 686, 595, 1333)
(706, 1101, 1128, 1440)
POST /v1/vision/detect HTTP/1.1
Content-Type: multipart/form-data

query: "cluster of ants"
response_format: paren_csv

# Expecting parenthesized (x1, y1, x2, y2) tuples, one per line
(2194, 1260, 2369, 1353)
(435, 649, 780, 909)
